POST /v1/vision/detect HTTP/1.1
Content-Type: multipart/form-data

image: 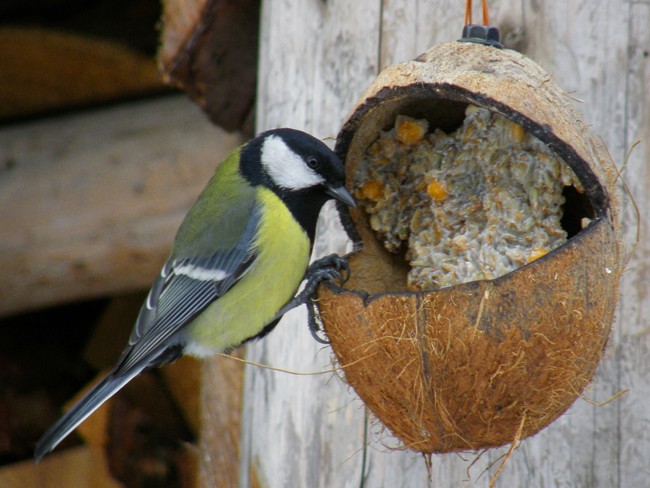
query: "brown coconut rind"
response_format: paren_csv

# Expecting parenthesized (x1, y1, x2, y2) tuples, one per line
(317, 42, 621, 453)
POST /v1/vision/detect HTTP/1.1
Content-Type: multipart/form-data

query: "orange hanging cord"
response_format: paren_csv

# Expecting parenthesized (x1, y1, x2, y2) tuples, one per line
(482, 0, 490, 25)
(465, 0, 490, 26)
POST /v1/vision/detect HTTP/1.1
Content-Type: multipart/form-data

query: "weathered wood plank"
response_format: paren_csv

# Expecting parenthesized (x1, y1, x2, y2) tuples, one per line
(617, 2, 650, 487)
(247, 0, 647, 486)
(242, 1, 383, 487)
(0, 95, 243, 317)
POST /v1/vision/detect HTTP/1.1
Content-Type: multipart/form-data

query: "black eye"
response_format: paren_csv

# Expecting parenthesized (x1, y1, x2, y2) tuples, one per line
(306, 157, 320, 170)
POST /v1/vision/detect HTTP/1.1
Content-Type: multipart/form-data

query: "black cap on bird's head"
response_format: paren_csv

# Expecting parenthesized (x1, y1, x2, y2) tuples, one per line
(240, 128, 355, 237)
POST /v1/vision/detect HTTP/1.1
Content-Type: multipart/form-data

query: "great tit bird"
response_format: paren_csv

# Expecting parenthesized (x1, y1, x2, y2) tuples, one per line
(35, 128, 355, 461)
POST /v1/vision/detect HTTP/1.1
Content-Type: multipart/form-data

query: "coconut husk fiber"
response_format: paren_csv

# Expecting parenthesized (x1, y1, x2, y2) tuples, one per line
(316, 42, 622, 453)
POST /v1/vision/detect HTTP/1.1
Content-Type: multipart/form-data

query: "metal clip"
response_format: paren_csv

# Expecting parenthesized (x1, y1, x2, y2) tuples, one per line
(458, 24, 503, 49)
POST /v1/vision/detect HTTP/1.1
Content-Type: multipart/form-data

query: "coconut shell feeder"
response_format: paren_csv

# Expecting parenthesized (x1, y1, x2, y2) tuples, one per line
(315, 31, 622, 453)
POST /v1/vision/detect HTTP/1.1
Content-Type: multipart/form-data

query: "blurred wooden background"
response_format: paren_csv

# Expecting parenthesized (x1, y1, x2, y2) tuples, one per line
(0, 0, 648, 487)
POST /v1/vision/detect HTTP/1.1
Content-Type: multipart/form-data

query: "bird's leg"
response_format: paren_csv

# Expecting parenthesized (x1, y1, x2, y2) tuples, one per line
(273, 253, 350, 321)
(301, 254, 350, 344)
(306, 297, 329, 344)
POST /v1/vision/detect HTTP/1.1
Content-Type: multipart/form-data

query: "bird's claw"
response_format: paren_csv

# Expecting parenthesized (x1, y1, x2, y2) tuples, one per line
(273, 254, 351, 343)
(306, 253, 350, 287)
(302, 254, 351, 345)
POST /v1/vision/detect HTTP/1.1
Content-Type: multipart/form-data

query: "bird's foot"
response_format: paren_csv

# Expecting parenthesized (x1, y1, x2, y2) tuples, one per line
(274, 254, 351, 343)
(305, 253, 350, 287)
(302, 254, 350, 344)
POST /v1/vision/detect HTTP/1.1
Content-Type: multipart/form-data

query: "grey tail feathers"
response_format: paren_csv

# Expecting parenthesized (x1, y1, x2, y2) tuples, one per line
(34, 365, 145, 462)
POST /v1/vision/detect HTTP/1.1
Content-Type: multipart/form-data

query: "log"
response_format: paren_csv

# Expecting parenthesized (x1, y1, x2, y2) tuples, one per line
(0, 95, 244, 317)
(106, 372, 196, 487)
(196, 353, 246, 488)
(0, 446, 121, 488)
(159, 0, 260, 135)
(0, 26, 165, 121)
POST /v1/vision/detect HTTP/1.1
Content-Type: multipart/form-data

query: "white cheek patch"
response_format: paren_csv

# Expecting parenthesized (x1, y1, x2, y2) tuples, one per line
(261, 135, 325, 190)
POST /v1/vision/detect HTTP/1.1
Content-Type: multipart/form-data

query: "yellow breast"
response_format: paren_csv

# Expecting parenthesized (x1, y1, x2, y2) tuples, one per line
(185, 187, 311, 354)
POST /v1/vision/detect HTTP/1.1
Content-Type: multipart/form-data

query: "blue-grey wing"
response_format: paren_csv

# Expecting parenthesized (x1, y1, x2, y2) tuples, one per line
(114, 204, 261, 374)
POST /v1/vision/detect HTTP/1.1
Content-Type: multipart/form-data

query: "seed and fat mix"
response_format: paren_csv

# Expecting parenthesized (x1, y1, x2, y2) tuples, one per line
(351, 105, 584, 291)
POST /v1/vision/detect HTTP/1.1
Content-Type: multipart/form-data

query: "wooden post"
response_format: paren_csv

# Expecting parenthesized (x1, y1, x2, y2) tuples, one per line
(241, 0, 649, 486)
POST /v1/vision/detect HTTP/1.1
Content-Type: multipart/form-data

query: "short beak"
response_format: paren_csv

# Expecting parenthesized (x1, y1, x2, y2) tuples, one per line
(326, 184, 356, 207)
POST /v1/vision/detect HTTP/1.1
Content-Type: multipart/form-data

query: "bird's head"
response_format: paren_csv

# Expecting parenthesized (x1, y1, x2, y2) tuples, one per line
(240, 128, 355, 239)
(241, 128, 355, 209)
